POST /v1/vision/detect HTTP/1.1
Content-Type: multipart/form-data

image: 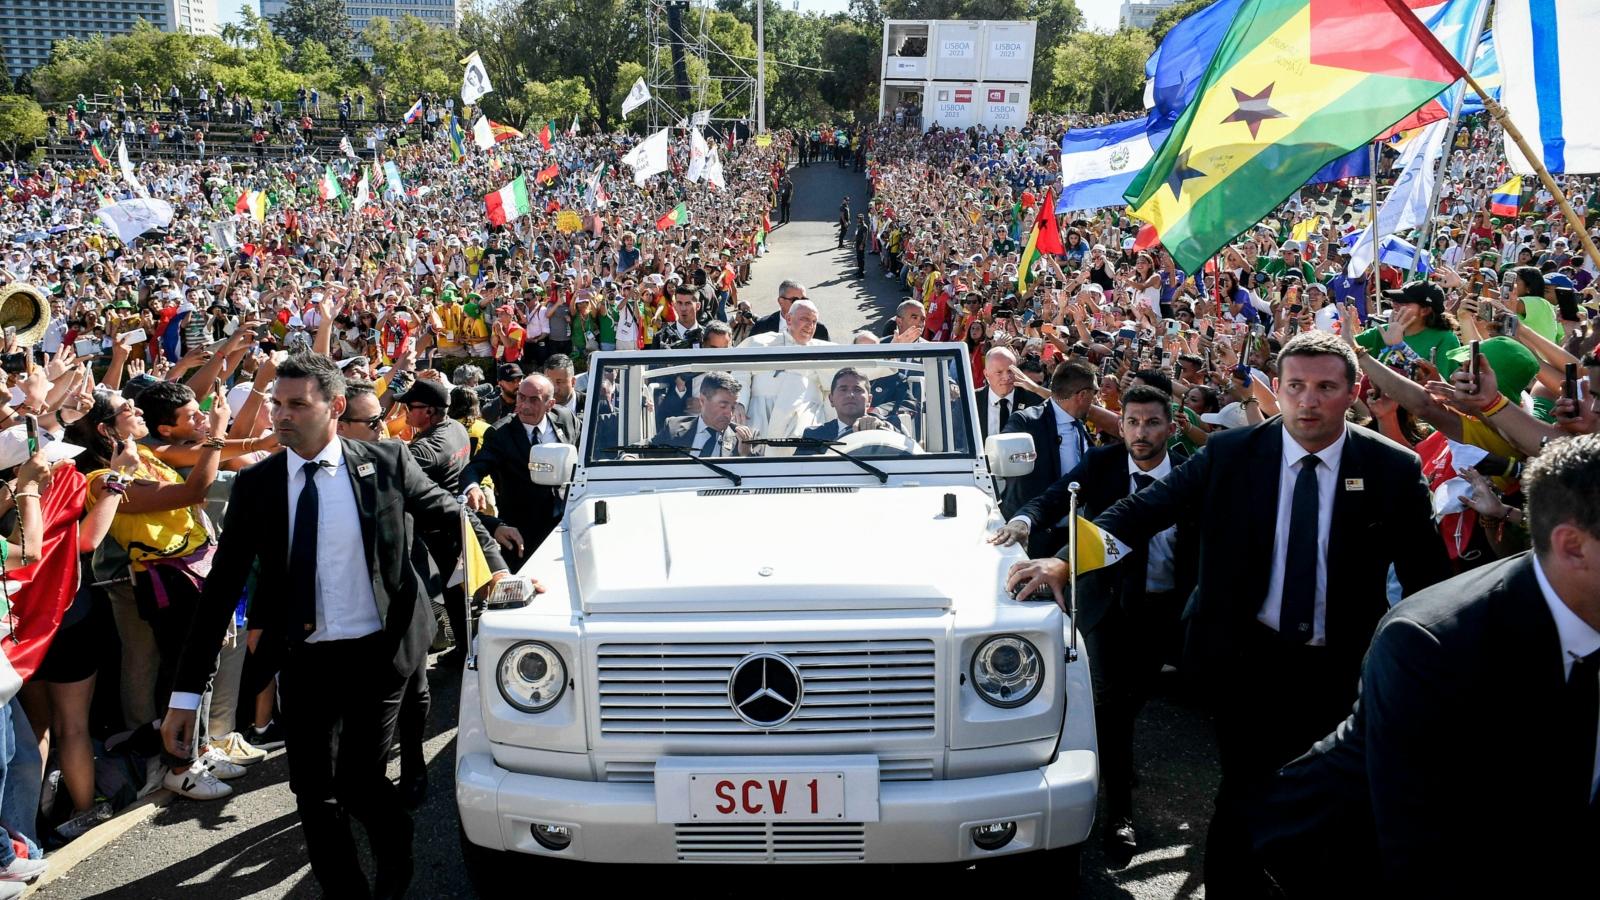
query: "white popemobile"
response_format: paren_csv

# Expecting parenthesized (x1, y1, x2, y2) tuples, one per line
(456, 342, 1098, 889)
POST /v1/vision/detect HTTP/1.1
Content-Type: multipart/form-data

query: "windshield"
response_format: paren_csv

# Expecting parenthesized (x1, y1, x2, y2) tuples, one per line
(582, 345, 977, 465)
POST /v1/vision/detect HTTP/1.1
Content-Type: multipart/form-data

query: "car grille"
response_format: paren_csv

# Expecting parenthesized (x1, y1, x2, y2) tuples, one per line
(674, 822, 866, 862)
(601, 757, 937, 784)
(596, 640, 938, 737)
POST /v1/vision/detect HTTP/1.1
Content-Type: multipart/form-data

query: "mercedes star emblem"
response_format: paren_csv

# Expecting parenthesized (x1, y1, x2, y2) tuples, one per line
(727, 653, 803, 728)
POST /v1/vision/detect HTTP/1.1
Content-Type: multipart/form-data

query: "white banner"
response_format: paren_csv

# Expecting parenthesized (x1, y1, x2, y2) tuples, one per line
(97, 198, 173, 245)
(686, 128, 709, 182)
(116, 140, 148, 199)
(621, 128, 670, 185)
(461, 51, 494, 106)
(621, 77, 651, 117)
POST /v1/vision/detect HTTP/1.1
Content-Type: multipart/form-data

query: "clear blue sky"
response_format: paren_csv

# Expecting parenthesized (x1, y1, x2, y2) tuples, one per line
(217, 0, 1125, 31)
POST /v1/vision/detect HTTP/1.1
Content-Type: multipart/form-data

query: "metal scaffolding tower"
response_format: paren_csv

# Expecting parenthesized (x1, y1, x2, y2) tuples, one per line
(643, 0, 757, 134)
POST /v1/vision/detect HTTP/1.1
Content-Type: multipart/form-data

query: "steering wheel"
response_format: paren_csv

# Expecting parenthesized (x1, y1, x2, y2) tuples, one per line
(835, 427, 922, 457)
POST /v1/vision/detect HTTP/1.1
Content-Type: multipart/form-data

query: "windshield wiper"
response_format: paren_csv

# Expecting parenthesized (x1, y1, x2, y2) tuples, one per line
(601, 444, 743, 486)
(749, 438, 888, 484)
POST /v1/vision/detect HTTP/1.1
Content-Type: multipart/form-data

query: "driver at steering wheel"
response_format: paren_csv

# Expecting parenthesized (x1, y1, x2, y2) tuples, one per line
(797, 368, 895, 453)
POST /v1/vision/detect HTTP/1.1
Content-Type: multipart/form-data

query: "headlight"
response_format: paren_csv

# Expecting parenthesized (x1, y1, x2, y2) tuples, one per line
(970, 635, 1043, 708)
(497, 641, 567, 713)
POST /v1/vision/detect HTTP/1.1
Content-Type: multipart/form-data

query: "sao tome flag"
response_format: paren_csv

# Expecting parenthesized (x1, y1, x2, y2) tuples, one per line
(486, 175, 531, 225)
(655, 202, 688, 231)
(1124, 0, 1466, 272)
(1489, 176, 1521, 217)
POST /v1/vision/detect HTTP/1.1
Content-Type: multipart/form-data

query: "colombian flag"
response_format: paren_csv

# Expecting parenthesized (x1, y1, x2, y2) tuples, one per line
(1489, 176, 1521, 217)
(1124, 0, 1466, 272)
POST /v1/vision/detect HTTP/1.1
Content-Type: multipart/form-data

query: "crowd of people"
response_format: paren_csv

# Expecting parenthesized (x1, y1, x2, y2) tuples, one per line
(0, 76, 1593, 896)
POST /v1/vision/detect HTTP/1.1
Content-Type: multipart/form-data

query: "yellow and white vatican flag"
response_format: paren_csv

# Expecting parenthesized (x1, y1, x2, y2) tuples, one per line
(1071, 516, 1131, 574)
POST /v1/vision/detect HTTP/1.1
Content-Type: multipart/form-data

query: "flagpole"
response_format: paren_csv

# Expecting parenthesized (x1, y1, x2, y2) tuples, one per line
(1369, 139, 1380, 313)
(1066, 482, 1080, 663)
(1417, 0, 1492, 257)
(1467, 73, 1600, 272)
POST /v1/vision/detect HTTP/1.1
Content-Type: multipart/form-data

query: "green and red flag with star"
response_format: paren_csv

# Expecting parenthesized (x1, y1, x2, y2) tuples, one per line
(1124, 0, 1465, 271)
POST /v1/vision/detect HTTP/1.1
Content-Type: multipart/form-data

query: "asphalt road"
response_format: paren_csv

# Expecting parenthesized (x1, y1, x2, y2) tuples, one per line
(38, 164, 1220, 899)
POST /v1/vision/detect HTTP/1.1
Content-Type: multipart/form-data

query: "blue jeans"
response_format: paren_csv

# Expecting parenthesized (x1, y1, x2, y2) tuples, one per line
(1, 698, 40, 860)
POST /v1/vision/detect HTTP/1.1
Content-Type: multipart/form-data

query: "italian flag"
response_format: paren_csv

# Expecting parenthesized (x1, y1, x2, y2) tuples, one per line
(485, 175, 532, 225)
(655, 202, 688, 231)
(319, 165, 342, 201)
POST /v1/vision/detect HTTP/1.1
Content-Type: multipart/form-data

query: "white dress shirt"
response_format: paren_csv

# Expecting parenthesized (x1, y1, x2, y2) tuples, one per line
(524, 416, 556, 446)
(691, 419, 726, 456)
(987, 387, 1017, 438)
(1533, 555, 1600, 801)
(170, 441, 381, 712)
(1131, 455, 1177, 593)
(289, 441, 382, 643)
(1258, 426, 1347, 646)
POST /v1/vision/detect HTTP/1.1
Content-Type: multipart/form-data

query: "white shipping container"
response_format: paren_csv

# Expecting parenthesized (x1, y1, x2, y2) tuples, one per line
(931, 22, 983, 81)
(984, 22, 1035, 82)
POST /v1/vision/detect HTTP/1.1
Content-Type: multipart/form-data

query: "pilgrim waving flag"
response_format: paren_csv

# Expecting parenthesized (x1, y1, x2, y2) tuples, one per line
(472, 115, 495, 150)
(1016, 188, 1060, 295)
(569, 114, 580, 137)
(1124, 0, 1467, 272)
(535, 163, 560, 184)
(447, 115, 467, 162)
(655, 202, 688, 231)
(236, 190, 270, 223)
(319, 164, 343, 201)
(89, 140, 110, 168)
(402, 97, 425, 125)
(537, 120, 553, 150)
(620, 76, 651, 117)
(486, 175, 532, 225)
(461, 51, 494, 106)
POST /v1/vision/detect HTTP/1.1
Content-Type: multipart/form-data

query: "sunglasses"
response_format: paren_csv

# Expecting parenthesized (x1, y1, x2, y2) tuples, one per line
(339, 414, 383, 430)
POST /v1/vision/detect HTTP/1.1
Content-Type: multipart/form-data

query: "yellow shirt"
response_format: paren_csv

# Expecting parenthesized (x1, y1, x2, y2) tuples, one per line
(464, 246, 484, 277)
(435, 304, 464, 350)
(1459, 414, 1523, 492)
(461, 314, 490, 348)
(88, 448, 209, 572)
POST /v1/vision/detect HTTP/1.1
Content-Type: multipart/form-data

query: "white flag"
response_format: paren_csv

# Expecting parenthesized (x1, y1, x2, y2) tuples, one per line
(704, 145, 725, 190)
(686, 128, 710, 182)
(620, 128, 670, 185)
(569, 114, 580, 136)
(96, 198, 173, 245)
(620, 77, 651, 117)
(472, 115, 495, 150)
(1348, 119, 1449, 277)
(208, 219, 238, 252)
(461, 51, 494, 106)
(116, 140, 148, 199)
(691, 109, 710, 127)
(1496, 1, 1600, 175)
(354, 174, 371, 212)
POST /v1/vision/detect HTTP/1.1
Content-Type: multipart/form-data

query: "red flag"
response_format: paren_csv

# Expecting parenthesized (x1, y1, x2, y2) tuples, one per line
(1, 467, 88, 685)
(538, 121, 552, 150)
(1133, 223, 1159, 252)
(535, 164, 559, 184)
(1034, 188, 1064, 255)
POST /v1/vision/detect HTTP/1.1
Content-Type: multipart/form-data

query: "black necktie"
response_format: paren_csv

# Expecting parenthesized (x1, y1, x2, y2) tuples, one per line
(1133, 472, 1155, 492)
(997, 396, 1011, 431)
(1280, 455, 1321, 641)
(1073, 419, 1091, 455)
(289, 460, 322, 641)
(699, 428, 720, 457)
(1565, 649, 1599, 808)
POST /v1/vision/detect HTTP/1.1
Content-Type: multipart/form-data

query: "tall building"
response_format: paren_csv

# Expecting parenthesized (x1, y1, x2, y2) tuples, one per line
(1, 0, 216, 79)
(1120, 0, 1181, 30)
(261, 0, 464, 59)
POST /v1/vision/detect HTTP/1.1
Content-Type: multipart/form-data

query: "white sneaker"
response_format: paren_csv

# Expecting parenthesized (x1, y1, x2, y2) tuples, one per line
(0, 880, 24, 899)
(163, 765, 233, 801)
(0, 855, 48, 883)
(214, 732, 267, 766)
(197, 746, 248, 781)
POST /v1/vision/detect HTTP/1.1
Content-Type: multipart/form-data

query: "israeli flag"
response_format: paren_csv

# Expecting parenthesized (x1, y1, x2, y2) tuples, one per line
(1056, 119, 1154, 213)
(1496, 1, 1600, 174)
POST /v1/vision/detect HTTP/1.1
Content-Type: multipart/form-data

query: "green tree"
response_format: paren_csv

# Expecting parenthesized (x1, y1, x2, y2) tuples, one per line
(1150, 0, 1215, 43)
(1049, 28, 1151, 113)
(0, 95, 46, 161)
(517, 78, 592, 126)
(818, 21, 879, 121)
(361, 15, 468, 101)
(272, 0, 354, 63)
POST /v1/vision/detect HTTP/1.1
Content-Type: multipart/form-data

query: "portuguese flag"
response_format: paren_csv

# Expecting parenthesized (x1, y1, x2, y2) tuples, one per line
(1016, 188, 1059, 296)
(655, 201, 688, 231)
(1124, 0, 1466, 272)
(485, 175, 532, 225)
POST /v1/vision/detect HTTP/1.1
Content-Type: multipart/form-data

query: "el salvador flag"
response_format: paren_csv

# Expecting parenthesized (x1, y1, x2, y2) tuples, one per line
(1057, 119, 1155, 213)
(1495, 1, 1600, 175)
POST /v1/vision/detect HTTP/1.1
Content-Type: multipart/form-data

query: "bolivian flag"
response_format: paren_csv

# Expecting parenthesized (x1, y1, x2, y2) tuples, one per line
(1488, 176, 1521, 217)
(1124, 0, 1466, 272)
(1070, 516, 1132, 574)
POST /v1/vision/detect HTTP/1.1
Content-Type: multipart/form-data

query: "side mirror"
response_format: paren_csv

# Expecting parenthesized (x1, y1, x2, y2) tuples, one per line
(529, 443, 577, 486)
(985, 432, 1036, 477)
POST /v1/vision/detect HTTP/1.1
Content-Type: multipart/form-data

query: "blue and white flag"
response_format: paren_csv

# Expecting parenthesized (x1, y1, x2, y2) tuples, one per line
(1343, 232, 1432, 275)
(1495, 1, 1600, 174)
(1348, 119, 1450, 276)
(1458, 30, 1499, 116)
(1056, 119, 1154, 212)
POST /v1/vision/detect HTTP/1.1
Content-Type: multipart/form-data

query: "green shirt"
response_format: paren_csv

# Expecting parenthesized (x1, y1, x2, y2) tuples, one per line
(1260, 258, 1319, 282)
(1356, 325, 1462, 378)
(1519, 295, 1563, 344)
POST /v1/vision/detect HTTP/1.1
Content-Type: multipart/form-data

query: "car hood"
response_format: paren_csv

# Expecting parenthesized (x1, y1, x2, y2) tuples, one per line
(565, 485, 1010, 614)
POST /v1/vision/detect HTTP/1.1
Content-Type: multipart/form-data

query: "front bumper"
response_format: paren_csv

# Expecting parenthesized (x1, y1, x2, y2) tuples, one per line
(457, 748, 1098, 864)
